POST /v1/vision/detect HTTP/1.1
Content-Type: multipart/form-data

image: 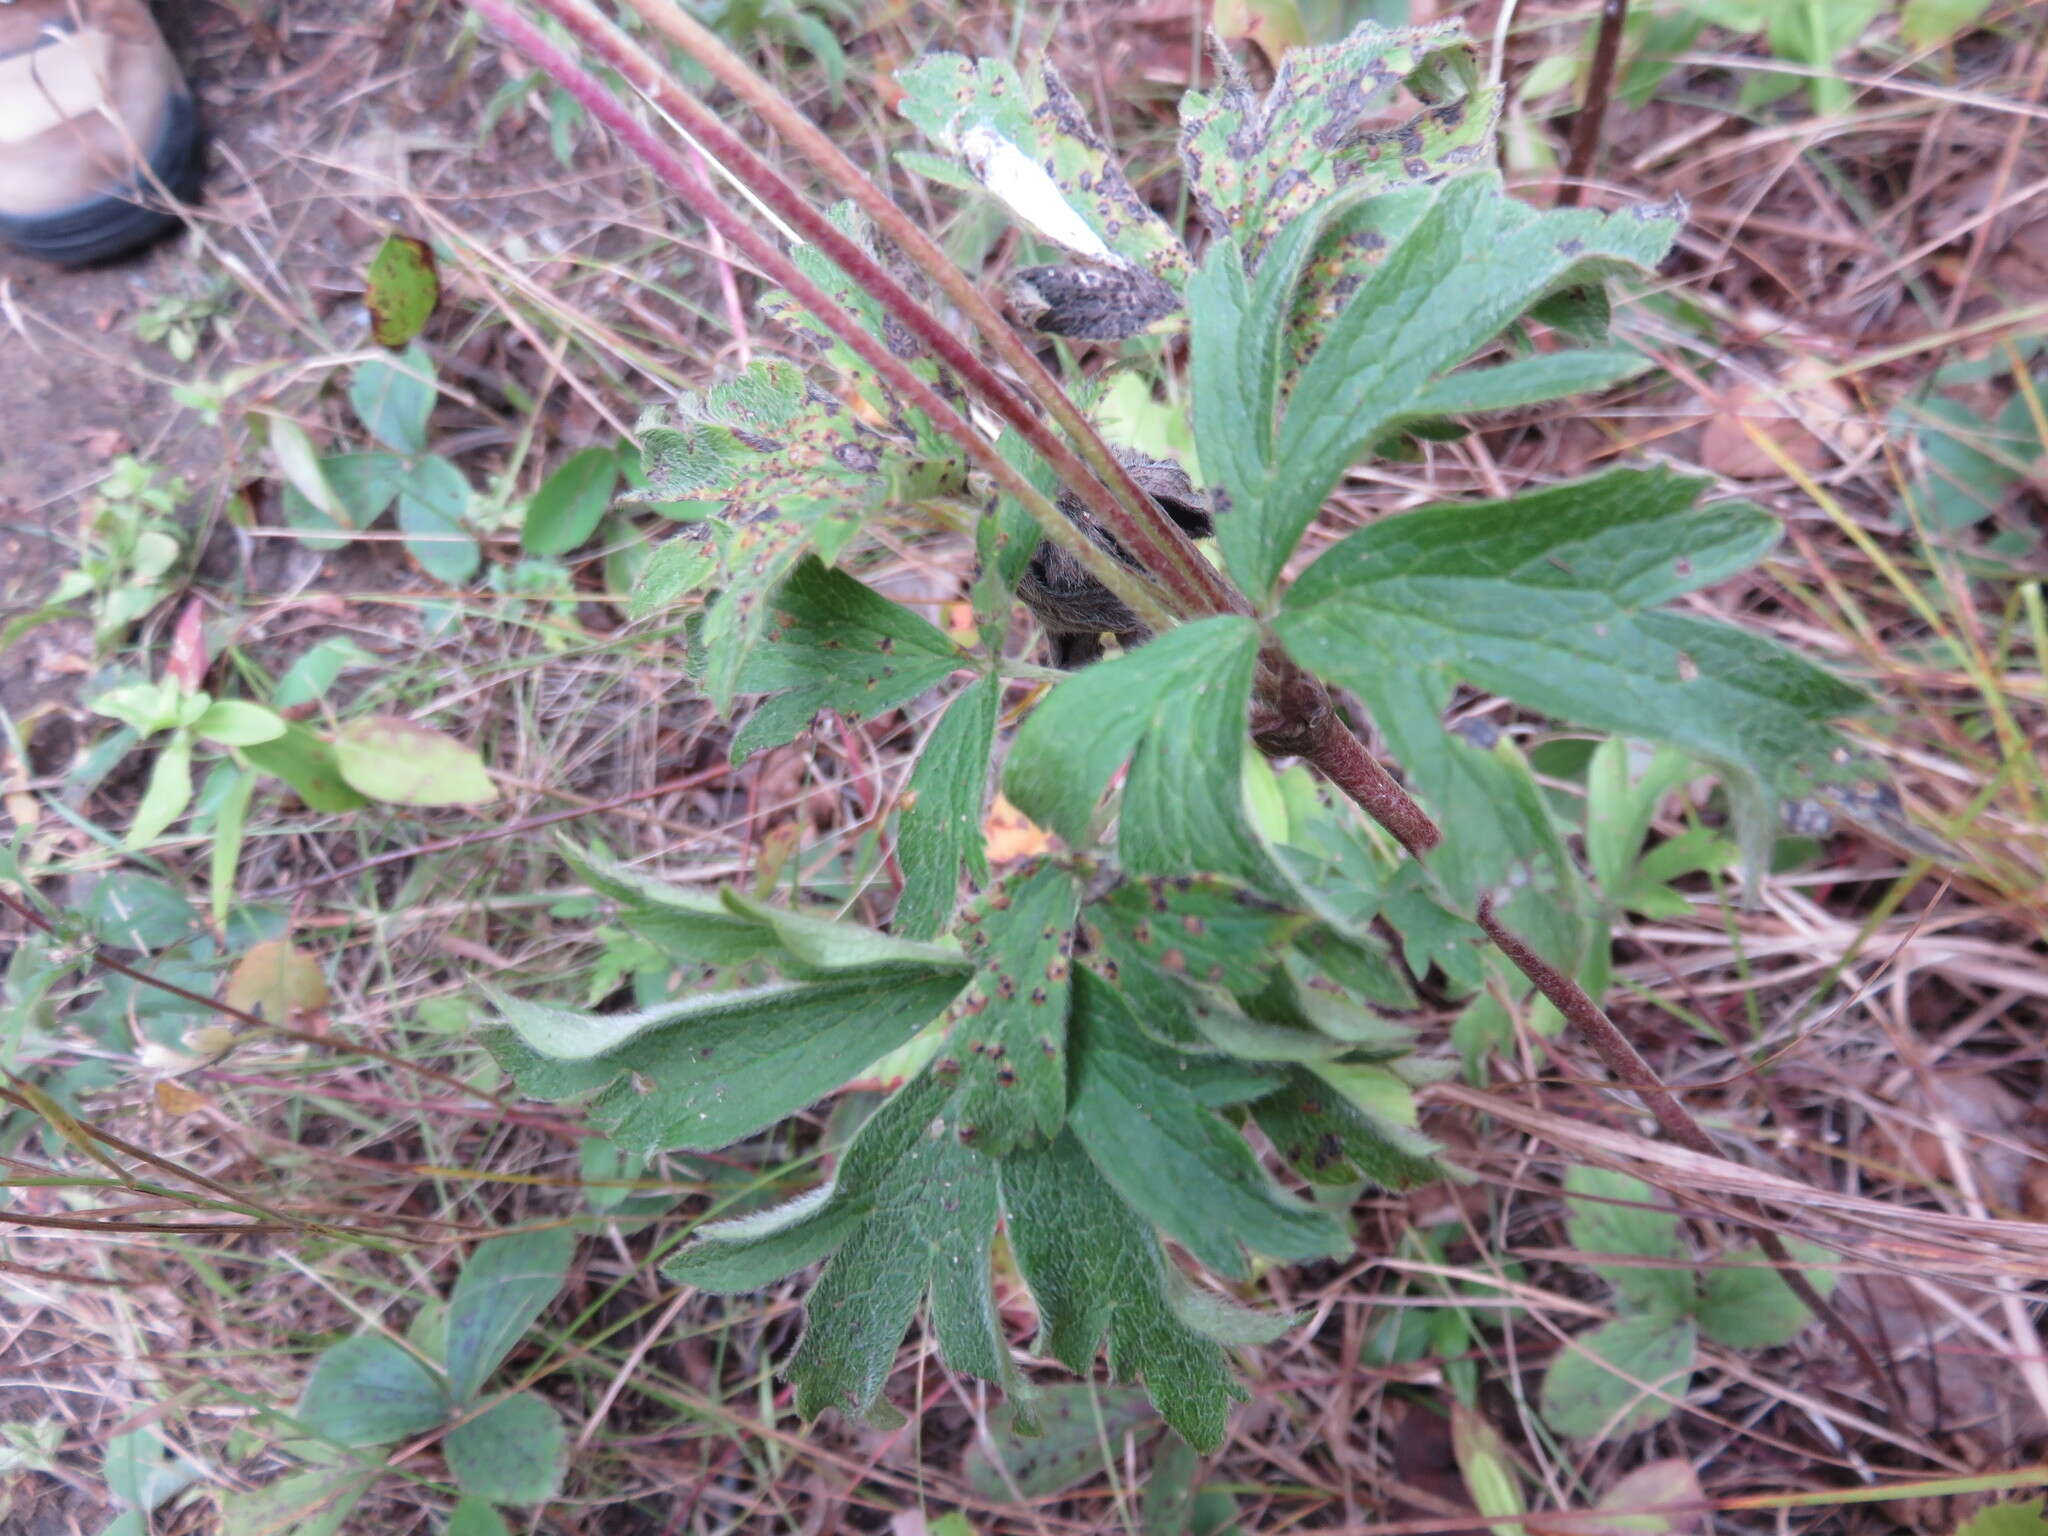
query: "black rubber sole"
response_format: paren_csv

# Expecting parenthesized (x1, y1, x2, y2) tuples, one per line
(0, 90, 201, 265)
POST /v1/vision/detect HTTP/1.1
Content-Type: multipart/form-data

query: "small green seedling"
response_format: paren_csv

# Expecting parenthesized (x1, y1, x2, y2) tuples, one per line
(1539, 1168, 1837, 1439)
(286, 1229, 575, 1522)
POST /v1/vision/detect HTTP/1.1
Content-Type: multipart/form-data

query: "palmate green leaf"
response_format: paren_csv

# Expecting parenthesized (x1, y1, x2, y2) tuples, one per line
(896, 53, 1188, 339)
(1000, 1131, 1258, 1453)
(894, 674, 998, 940)
(444, 1228, 574, 1402)
(936, 861, 1080, 1155)
(1004, 616, 1277, 891)
(484, 969, 966, 1155)
(728, 557, 966, 761)
(1209, 172, 1681, 599)
(1065, 972, 1346, 1281)
(667, 1071, 1019, 1425)
(1275, 468, 1871, 880)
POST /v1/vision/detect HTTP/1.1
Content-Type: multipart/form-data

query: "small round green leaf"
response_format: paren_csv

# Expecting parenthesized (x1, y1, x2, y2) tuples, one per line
(334, 716, 498, 806)
(522, 447, 618, 556)
(295, 1334, 449, 1448)
(1539, 1315, 1697, 1440)
(192, 699, 286, 746)
(397, 455, 480, 585)
(445, 1392, 567, 1506)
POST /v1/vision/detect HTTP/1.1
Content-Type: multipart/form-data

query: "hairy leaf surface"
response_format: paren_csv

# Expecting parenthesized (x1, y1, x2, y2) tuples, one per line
(894, 674, 998, 940)
(1276, 468, 1869, 879)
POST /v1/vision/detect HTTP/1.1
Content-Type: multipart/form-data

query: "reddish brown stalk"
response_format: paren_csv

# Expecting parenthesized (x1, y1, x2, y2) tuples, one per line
(463, 0, 1174, 636)
(1560, 0, 1630, 207)
(1477, 897, 1907, 1419)
(594, 0, 1237, 622)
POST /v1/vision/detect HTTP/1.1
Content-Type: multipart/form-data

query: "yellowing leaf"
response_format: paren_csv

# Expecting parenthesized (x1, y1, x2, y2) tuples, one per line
(334, 716, 498, 806)
(153, 1080, 210, 1117)
(225, 940, 330, 1023)
(982, 794, 1052, 863)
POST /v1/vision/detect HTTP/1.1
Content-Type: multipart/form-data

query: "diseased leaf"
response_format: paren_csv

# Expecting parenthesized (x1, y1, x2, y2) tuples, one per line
(1276, 468, 1869, 882)
(758, 204, 970, 475)
(1004, 617, 1276, 891)
(1540, 1315, 1696, 1439)
(895, 674, 998, 940)
(1065, 972, 1346, 1280)
(224, 940, 329, 1023)
(334, 715, 498, 806)
(294, 1335, 448, 1448)
(1178, 19, 1494, 252)
(1250, 1064, 1441, 1188)
(445, 1228, 575, 1401)
(627, 532, 716, 620)
(728, 557, 964, 762)
(936, 861, 1080, 1155)
(1086, 874, 1307, 995)
(485, 970, 966, 1155)
(1001, 1130, 1253, 1452)
(523, 446, 618, 556)
(365, 234, 439, 350)
(667, 1070, 1018, 1424)
(897, 53, 1188, 340)
(445, 1392, 567, 1506)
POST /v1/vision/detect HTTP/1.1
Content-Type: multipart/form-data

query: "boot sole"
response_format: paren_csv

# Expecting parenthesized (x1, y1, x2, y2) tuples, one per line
(0, 91, 201, 265)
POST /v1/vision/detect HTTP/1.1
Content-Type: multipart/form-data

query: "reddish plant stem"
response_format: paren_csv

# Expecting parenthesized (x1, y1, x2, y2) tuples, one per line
(589, 0, 1237, 623)
(1477, 897, 1907, 1420)
(468, 0, 1175, 637)
(1560, 0, 1630, 207)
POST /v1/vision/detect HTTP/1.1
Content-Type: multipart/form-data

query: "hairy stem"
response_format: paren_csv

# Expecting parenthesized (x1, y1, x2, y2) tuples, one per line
(1560, 0, 1629, 207)
(601, 0, 1240, 623)
(465, 0, 1178, 636)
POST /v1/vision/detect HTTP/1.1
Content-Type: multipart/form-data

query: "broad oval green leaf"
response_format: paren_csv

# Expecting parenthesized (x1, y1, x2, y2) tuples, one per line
(333, 716, 498, 807)
(349, 344, 436, 456)
(522, 446, 618, 556)
(445, 1391, 567, 1506)
(444, 1228, 575, 1402)
(294, 1334, 448, 1448)
(396, 454, 479, 584)
(192, 698, 286, 746)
